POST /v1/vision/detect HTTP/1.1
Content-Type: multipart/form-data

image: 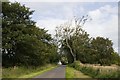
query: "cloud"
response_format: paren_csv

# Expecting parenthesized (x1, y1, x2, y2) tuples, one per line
(34, 3, 118, 52)
(18, 2, 85, 21)
(36, 18, 67, 36)
(88, 5, 117, 21)
(9, 1, 118, 52)
(84, 5, 118, 52)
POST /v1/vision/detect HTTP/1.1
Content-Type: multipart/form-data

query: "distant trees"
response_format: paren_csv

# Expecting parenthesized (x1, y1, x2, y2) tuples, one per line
(55, 16, 91, 63)
(112, 52, 120, 66)
(2, 2, 120, 67)
(55, 16, 120, 66)
(91, 37, 114, 65)
(2, 2, 58, 67)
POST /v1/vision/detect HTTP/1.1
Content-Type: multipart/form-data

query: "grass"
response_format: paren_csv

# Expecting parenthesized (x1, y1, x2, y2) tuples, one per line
(19, 65, 57, 78)
(80, 64, 120, 78)
(69, 61, 120, 78)
(2, 64, 57, 78)
(66, 66, 91, 78)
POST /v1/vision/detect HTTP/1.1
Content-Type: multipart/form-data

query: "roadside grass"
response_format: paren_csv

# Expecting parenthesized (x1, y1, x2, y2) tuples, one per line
(2, 64, 57, 78)
(66, 66, 91, 78)
(69, 61, 120, 78)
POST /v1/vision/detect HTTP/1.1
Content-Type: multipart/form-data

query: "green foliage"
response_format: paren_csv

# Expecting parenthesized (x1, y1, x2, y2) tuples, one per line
(80, 66, 100, 77)
(68, 61, 81, 70)
(69, 61, 120, 78)
(2, 64, 56, 78)
(61, 56, 68, 65)
(55, 13, 119, 66)
(57, 20, 117, 66)
(111, 52, 120, 66)
(71, 29, 91, 63)
(91, 37, 114, 65)
(2, 2, 58, 67)
(66, 66, 91, 78)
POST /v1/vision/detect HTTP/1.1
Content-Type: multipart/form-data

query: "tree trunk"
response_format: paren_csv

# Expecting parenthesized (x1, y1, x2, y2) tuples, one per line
(66, 38, 76, 62)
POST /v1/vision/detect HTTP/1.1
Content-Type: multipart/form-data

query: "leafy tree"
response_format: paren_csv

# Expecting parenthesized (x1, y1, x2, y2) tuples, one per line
(2, 2, 35, 67)
(91, 37, 114, 66)
(71, 27, 91, 63)
(55, 16, 91, 63)
(112, 52, 120, 66)
(2, 2, 58, 67)
(55, 16, 116, 65)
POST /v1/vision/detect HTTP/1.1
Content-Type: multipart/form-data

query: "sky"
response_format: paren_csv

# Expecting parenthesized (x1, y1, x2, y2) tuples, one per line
(9, 0, 119, 53)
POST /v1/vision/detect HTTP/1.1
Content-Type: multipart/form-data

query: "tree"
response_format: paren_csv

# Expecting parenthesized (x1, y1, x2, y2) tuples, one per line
(111, 52, 120, 66)
(2, 2, 58, 67)
(55, 16, 91, 63)
(70, 27, 91, 63)
(91, 37, 114, 65)
(2, 2, 36, 67)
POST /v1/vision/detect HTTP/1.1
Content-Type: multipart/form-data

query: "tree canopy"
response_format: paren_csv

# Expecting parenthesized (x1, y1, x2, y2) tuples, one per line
(2, 2, 59, 67)
(2, 2, 120, 67)
(55, 16, 119, 66)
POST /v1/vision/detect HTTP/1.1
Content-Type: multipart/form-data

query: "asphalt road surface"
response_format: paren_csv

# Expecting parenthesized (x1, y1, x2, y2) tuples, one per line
(34, 65, 66, 78)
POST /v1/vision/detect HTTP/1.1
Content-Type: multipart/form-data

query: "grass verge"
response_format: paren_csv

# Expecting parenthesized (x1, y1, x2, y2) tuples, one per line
(2, 64, 57, 78)
(69, 61, 120, 78)
(66, 66, 91, 78)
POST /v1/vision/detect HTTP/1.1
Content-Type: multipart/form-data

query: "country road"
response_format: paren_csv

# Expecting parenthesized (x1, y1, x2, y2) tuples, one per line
(33, 65, 66, 78)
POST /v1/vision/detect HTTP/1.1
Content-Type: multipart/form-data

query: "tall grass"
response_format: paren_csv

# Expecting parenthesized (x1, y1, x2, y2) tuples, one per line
(66, 66, 91, 78)
(2, 64, 57, 78)
(69, 61, 120, 78)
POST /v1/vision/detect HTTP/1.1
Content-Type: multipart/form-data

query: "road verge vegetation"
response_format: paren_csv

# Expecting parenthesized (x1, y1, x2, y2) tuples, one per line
(66, 66, 91, 78)
(69, 61, 120, 78)
(2, 64, 57, 78)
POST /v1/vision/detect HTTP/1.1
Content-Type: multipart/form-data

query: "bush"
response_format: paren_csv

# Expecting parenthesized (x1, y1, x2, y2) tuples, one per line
(69, 61, 81, 70)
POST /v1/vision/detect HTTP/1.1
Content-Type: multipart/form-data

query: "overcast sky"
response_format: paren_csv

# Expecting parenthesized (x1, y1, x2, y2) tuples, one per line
(10, 0, 119, 53)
